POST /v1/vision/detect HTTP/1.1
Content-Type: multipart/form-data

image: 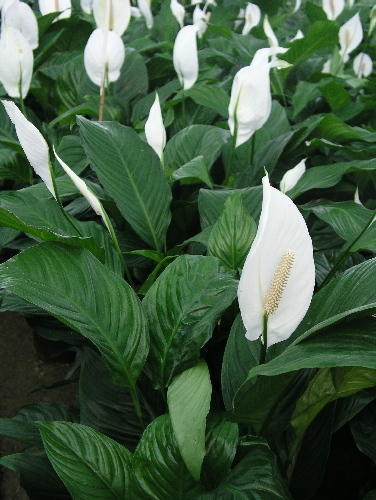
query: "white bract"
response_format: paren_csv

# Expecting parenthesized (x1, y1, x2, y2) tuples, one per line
(93, 0, 131, 35)
(293, 0, 302, 13)
(137, 0, 153, 29)
(370, 6, 376, 35)
(228, 47, 286, 148)
(339, 13, 363, 62)
(263, 15, 278, 50)
(173, 25, 199, 90)
(84, 28, 125, 86)
(291, 29, 304, 41)
(234, 8, 245, 29)
(353, 52, 372, 78)
(130, 6, 141, 17)
(38, 0, 71, 20)
(2, 100, 56, 198)
(193, 6, 210, 38)
(145, 93, 166, 162)
(0, 26, 33, 98)
(80, 0, 93, 14)
(170, 0, 185, 28)
(242, 3, 261, 36)
(322, 0, 344, 20)
(238, 174, 315, 347)
(2, 0, 39, 49)
(280, 158, 306, 194)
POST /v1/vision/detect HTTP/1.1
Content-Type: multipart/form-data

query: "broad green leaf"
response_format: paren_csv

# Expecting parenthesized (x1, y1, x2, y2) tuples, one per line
(316, 114, 363, 142)
(78, 117, 172, 251)
(198, 438, 292, 499)
(164, 125, 230, 172)
(314, 249, 365, 287)
(283, 21, 339, 65)
(0, 243, 148, 389)
(39, 422, 132, 500)
(131, 80, 180, 123)
(113, 49, 148, 102)
(208, 193, 256, 269)
(182, 85, 229, 118)
(301, 201, 376, 253)
(167, 361, 212, 481)
(291, 81, 320, 118)
(143, 255, 237, 388)
(319, 80, 350, 111)
(56, 135, 88, 175)
(132, 414, 202, 499)
(289, 159, 376, 198)
(351, 401, 376, 462)
(172, 155, 213, 188)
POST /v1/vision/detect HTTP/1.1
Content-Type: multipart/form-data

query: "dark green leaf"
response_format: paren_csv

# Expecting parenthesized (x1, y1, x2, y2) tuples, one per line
(351, 400, 376, 462)
(183, 86, 229, 118)
(172, 155, 213, 188)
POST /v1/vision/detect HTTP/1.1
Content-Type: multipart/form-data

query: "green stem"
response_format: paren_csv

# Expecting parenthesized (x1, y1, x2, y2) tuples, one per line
(260, 314, 268, 364)
(319, 208, 376, 290)
(272, 68, 287, 107)
(129, 383, 144, 427)
(18, 78, 26, 116)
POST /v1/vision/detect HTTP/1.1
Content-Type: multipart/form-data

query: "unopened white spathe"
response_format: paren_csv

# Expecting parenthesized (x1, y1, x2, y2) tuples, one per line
(238, 175, 315, 347)
(2, 0, 39, 50)
(145, 93, 166, 162)
(84, 28, 125, 86)
(193, 6, 210, 38)
(280, 158, 306, 194)
(339, 13, 363, 62)
(173, 25, 199, 90)
(263, 15, 278, 49)
(322, 0, 344, 20)
(0, 26, 33, 98)
(93, 0, 131, 35)
(293, 0, 301, 13)
(170, 0, 185, 28)
(242, 3, 261, 36)
(353, 52, 372, 78)
(38, 0, 71, 20)
(2, 100, 56, 198)
(137, 0, 153, 29)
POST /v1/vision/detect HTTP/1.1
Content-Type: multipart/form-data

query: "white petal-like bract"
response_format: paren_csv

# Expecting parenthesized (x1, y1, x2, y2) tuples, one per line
(80, 0, 94, 14)
(263, 15, 278, 48)
(293, 0, 301, 13)
(0, 26, 33, 98)
(2, 100, 56, 198)
(2, 0, 39, 49)
(242, 3, 261, 36)
(193, 6, 210, 38)
(173, 25, 199, 90)
(290, 29, 304, 42)
(170, 0, 185, 28)
(322, 0, 344, 20)
(339, 13, 363, 62)
(84, 28, 125, 87)
(38, 0, 71, 20)
(280, 158, 306, 194)
(238, 175, 315, 347)
(137, 0, 153, 28)
(353, 52, 372, 78)
(145, 93, 166, 162)
(93, 0, 131, 35)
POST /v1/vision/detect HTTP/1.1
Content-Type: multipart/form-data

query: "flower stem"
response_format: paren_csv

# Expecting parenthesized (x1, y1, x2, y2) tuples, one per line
(129, 382, 144, 427)
(98, 67, 108, 121)
(260, 313, 268, 364)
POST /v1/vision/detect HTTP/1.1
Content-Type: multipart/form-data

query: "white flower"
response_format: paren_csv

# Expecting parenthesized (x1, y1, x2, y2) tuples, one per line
(173, 25, 199, 90)
(353, 52, 372, 78)
(144, 93, 166, 162)
(293, 0, 302, 13)
(193, 6, 210, 38)
(228, 48, 286, 148)
(93, 0, 131, 35)
(191, 0, 202, 4)
(370, 6, 376, 35)
(290, 29, 304, 42)
(354, 186, 361, 205)
(242, 3, 261, 36)
(2, 100, 56, 198)
(84, 28, 125, 87)
(263, 15, 278, 49)
(238, 174, 315, 347)
(322, 0, 344, 20)
(38, 0, 71, 20)
(137, 0, 153, 29)
(2, 0, 39, 50)
(339, 13, 363, 62)
(170, 0, 185, 28)
(131, 6, 141, 17)
(0, 26, 33, 98)
(80, 0, 93, 14)
(280, 158, 306, 194)
(322, 59, 331, 73)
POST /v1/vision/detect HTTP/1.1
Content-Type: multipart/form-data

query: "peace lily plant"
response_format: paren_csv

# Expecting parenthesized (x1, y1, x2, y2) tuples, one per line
(0, 2, 375, 499)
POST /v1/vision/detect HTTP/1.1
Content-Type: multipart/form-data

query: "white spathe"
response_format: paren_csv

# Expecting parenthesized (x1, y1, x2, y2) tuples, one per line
(130, 6, 141, 17)
(2, 100, 56, 198)
(339, 13, 363, 62)
(263, 15, 278, 49)
(170, 0, 185, 28)
(84, 28, 125, 87)
(137, 0, 153, 29)
(353, 52, 372, 78)
(193, 5, 210, 38)
(38, 0, 71, 20)
(145, 93, 166, 162)
(173, 24, 199, 90)
(293, 0, 302, 13)
(80, 0, 93, 14)
(242, 3, 261, 36)
(0, 26, 33, 98)
(234, 8, 245, 29)
(238, 175, 315, 347)
(322, 0, 344, 20)
(280, 158, 306, 194)
(2, 0, 39, 50)
(93, 0, 131, 35)
(290, 29, 304, 42)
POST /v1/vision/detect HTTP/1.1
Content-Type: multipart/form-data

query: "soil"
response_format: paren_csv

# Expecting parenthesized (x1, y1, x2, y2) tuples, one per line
(0, 312, 77, 500)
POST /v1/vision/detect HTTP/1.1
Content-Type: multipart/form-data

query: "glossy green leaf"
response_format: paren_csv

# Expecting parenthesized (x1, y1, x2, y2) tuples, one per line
(0, 243, 148, 389)
(39, 422, 132, 500)
(167, 361, 212, 480)
(172, 155, 213, 188)
(182, 85, 229, 118)
(143, 255, 237, 388)
(78, 117, 172, 251)
(291, 81, 321, 118)
(351, 401, 376, 462)
(208, 193, 256, 269)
